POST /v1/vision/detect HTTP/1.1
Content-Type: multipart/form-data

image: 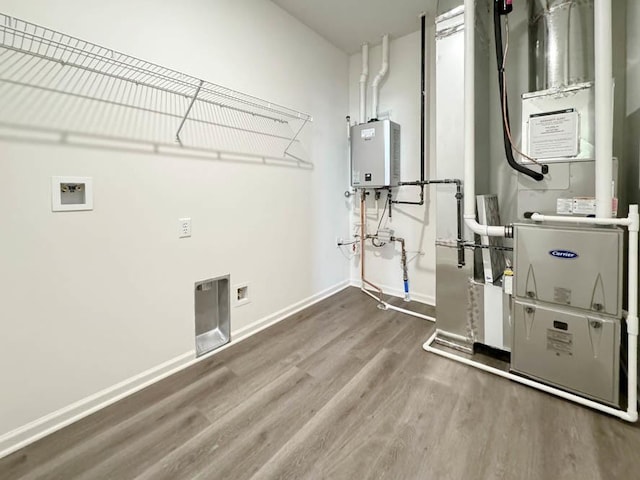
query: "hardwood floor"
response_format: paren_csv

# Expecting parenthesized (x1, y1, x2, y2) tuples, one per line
(2, 286, 640, 479)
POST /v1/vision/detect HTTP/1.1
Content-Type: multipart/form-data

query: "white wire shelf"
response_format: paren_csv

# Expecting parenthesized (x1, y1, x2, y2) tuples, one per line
(0, 13, 312, 164)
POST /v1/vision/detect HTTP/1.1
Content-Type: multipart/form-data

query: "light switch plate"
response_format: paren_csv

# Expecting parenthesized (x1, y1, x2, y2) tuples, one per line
(179, 218, 191, 238)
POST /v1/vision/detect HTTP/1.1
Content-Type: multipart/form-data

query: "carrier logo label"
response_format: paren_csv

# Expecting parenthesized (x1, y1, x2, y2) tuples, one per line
(549, 250, 579, 259)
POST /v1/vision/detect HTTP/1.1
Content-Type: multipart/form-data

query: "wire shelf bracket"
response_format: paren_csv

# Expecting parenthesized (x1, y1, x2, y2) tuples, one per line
(0, 13, 313, 165)
(175, 79, 203, 146)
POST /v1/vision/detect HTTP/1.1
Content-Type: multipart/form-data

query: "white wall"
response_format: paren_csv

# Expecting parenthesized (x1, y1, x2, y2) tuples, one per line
(347, 28, 437, 305)
(0, 0, 349, 454)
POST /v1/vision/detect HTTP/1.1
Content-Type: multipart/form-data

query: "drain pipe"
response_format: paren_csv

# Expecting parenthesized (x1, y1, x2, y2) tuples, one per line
(595, 0, 614, 218)
(359, 43, 369, 125)
(627, 205, 639, 419)
(359, 189, 435, 322)
(371, 34, 390, 121)
(463, 0, 509, 238)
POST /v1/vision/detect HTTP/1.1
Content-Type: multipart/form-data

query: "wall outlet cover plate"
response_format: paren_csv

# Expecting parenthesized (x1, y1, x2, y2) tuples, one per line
(233, 282, 250, 307)
(178, 218, 192, 238)
(51, 176, 93, 212)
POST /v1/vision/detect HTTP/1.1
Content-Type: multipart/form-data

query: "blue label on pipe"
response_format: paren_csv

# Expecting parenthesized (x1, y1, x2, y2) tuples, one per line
(404, 281, 409, 292)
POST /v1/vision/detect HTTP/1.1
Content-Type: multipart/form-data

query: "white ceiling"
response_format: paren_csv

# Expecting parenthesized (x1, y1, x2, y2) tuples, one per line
(271, 0, 436, 54)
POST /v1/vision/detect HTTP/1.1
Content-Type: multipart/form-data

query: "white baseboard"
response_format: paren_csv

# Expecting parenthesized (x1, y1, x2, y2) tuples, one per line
(0, 351, 195, 459)
(230, 280, 350, 340)
(349, 279, 435, 306)
(0, 279, 350, 460)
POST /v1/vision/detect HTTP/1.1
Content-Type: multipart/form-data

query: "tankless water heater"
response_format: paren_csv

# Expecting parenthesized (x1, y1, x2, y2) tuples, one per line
(350, 120, 401, 188)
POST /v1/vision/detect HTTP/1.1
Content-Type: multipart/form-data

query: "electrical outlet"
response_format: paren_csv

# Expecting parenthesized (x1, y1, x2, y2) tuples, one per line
(178, 218, 191, 238)
(234, 283, 250, 307)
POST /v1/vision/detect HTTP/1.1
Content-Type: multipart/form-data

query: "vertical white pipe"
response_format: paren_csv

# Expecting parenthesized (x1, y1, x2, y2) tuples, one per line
(359, 43, 369, 124)
(627, 205, 639, 419)
(461, 0, 506, 238)
(462, 0, 504, 237)
(371, 34, 390, 120)
(463, 0, 475, 221)
(595, 0, 614, 218)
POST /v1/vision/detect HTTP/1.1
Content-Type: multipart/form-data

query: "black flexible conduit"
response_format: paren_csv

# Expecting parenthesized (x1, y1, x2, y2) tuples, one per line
(493, 1, 544, 181)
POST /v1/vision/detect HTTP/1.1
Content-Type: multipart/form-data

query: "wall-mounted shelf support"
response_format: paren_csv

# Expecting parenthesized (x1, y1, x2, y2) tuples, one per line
(176, 79, 204, 146)
(283, 116, 310, 163)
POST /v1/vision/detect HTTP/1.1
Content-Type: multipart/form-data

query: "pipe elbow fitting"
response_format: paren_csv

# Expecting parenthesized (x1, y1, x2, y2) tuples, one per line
(629, 205, 640, 232)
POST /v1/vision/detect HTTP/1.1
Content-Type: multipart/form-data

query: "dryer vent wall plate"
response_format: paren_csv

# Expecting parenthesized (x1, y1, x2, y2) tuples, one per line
(52, 176, 93, 212)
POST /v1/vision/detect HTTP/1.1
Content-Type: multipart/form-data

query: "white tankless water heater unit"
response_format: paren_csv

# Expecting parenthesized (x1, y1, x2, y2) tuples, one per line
(350, 119, 401, 188)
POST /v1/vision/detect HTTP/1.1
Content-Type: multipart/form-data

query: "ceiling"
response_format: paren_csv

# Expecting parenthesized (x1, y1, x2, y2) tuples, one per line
(271, 0, 437, 54)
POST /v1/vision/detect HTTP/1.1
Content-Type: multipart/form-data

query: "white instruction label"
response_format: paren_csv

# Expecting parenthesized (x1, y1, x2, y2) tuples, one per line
(361, 128, 375, 140)
(547, 329, 573, 356)
(529, 109, 579, 159)
(556, 198, 574, 215)
(572, 197, 596, 215)
(555, 197, 597, 215)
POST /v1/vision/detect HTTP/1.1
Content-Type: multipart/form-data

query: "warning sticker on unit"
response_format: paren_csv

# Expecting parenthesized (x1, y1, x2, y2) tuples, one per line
(556, 198, 574, 215)
(529, 109, 579, 159)
(555, 197, 597, 215)
(572, 197, 597, 215)
(361, 128, 376, 140)
(553, 287, 572, 305)
(547, 329, 573, 355)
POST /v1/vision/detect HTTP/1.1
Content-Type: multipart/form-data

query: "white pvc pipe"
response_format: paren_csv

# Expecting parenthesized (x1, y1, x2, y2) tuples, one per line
(626, 205, 639, 419)
(359, 43, 369, 124)
(423, 331, 636, 421)
(529, 212, 631, 226)
(361, 287, 436, 322)
(463, 0, 507, 238)
(463, 0, 475, 223)
(371, 34, 389, 120)
(594, 0, 614, 218)
(386, 303, 436, 322)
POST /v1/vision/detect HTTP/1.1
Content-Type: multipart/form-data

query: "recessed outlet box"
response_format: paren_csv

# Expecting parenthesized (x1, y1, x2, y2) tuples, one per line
(52, 176, 93, 212)
(234, 283, 250, 307)
(195, 275, 230, 357)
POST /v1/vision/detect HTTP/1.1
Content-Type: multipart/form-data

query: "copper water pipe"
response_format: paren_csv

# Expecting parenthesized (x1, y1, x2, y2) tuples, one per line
(360, 189, 384, 301)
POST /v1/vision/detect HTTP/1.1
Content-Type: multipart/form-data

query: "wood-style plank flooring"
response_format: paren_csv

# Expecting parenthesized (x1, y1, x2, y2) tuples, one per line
(2, 287, 640, 479)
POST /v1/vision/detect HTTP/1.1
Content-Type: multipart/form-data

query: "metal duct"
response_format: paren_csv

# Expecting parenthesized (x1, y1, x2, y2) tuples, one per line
(529, 0, 595, 91)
